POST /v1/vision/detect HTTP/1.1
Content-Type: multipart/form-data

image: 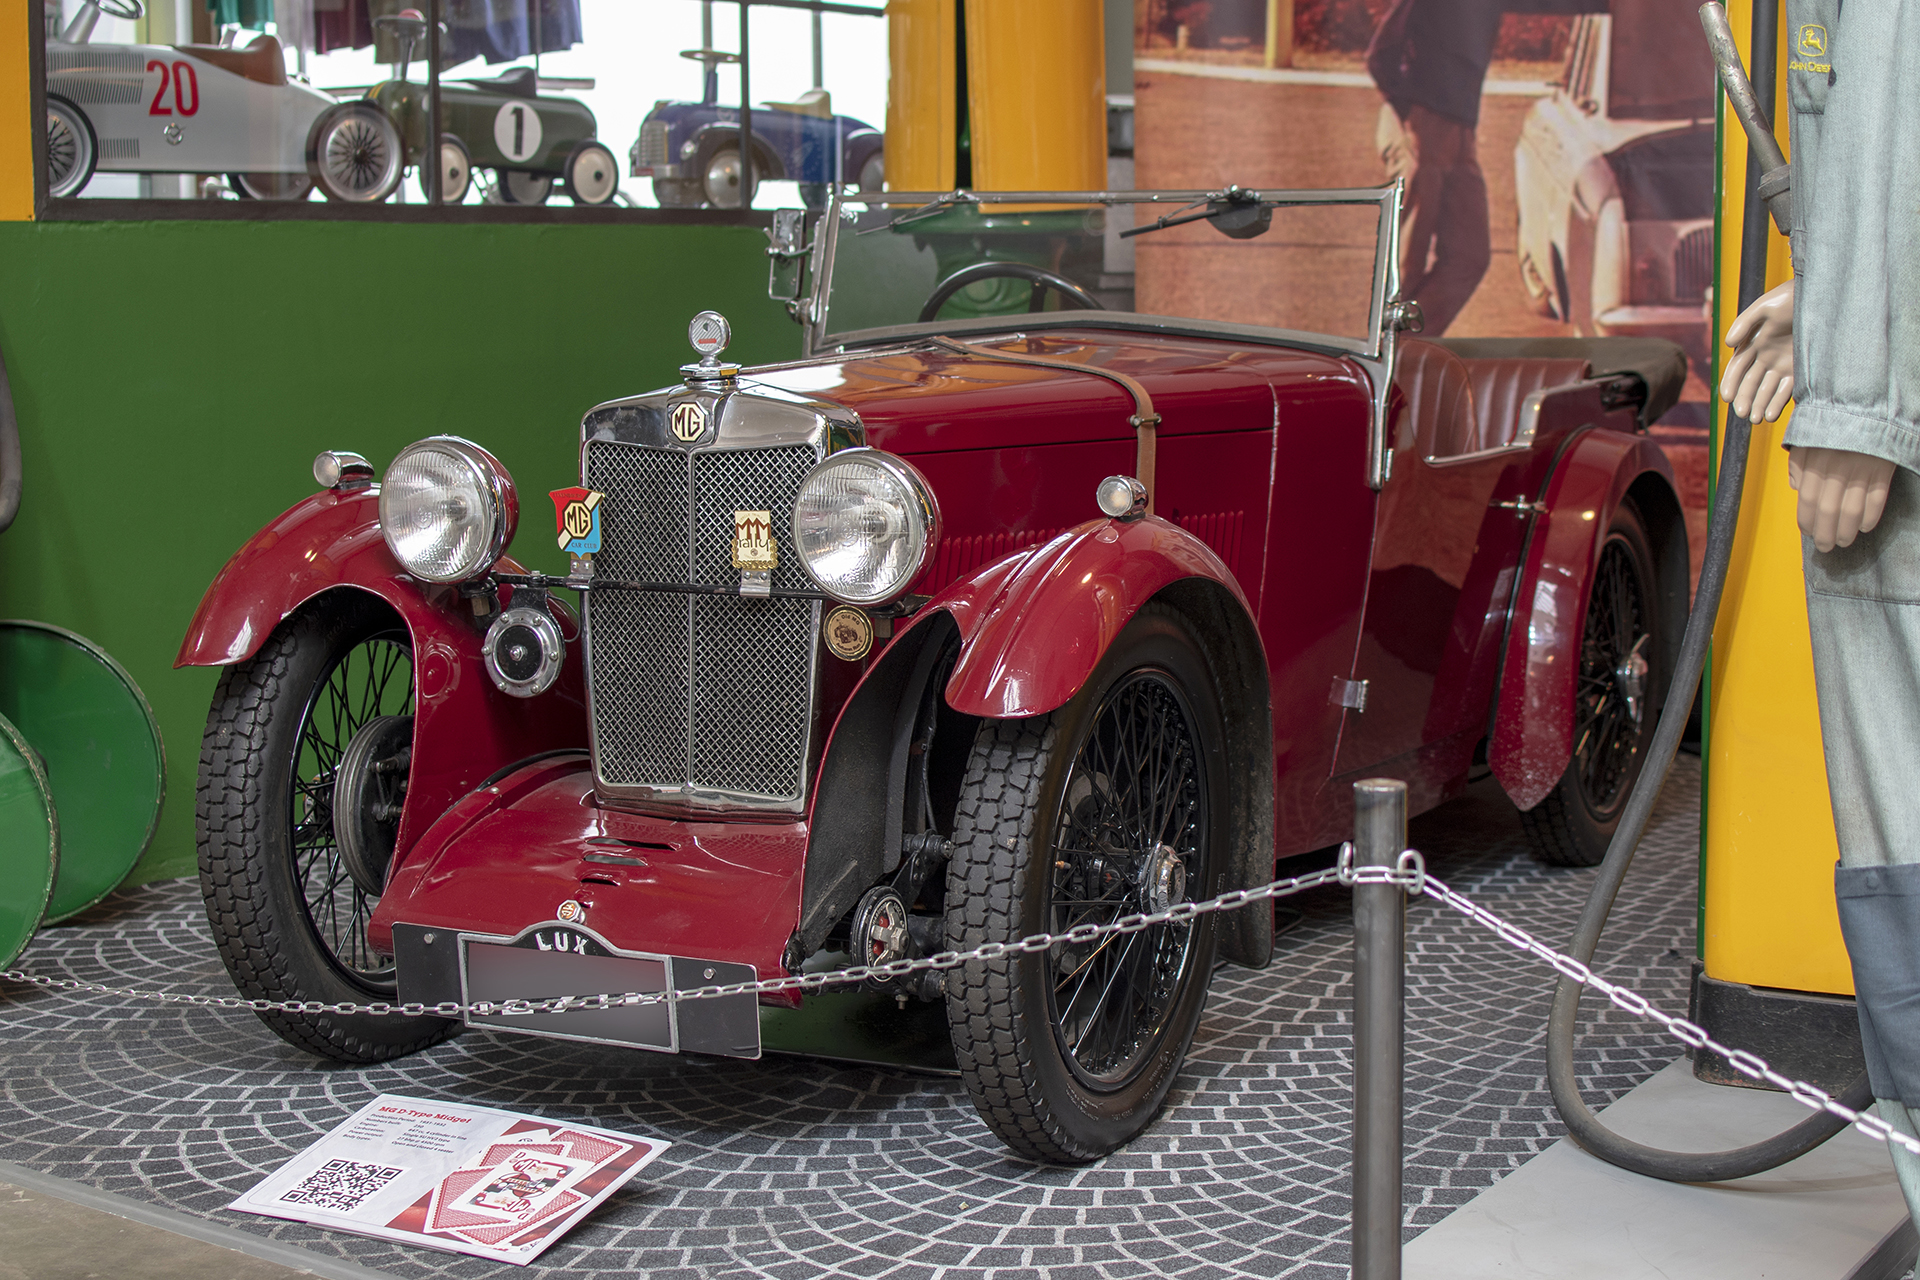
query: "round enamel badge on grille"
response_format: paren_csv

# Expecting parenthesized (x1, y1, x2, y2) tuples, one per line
(556, 899, 586, 923)
(670, 400, 706, 442)
(824, 606, 874, 661)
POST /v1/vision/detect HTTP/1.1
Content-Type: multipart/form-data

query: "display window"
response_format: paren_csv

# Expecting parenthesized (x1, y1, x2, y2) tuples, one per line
(35, 0, 886, 215)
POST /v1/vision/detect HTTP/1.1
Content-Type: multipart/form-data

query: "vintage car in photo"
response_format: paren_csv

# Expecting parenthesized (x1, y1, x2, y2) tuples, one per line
(45, 0, 335, 199)
(1512, 1, 1717, 365)
(178, 185, 1689, 1163)
(632, 51, 882, 210)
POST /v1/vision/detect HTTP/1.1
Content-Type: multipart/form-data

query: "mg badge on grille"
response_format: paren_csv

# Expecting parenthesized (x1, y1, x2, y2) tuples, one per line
(670, 400, 707, 443)
(825, 605, 874, 661)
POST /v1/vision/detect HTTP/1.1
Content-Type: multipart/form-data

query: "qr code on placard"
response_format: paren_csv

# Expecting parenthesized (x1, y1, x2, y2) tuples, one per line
(279, 1158, 404, 1213)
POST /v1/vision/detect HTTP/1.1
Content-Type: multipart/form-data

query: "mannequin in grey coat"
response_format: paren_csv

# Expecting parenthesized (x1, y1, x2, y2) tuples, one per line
(1721, 0, 1920, 1231)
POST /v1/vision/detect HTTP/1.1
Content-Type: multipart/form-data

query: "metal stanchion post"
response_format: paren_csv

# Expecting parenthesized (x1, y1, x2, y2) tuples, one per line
(1352, 777, 1406, 1280)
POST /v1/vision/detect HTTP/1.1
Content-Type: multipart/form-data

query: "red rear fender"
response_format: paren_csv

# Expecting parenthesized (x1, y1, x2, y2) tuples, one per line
(1490, 431, 1681, 811)
(177, 487, 587, 866)
(940, 515, 1257, 718)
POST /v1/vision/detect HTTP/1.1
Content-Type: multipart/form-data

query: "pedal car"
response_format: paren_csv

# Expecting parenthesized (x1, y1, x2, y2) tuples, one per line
(321, 9, 614, 205)
(44, 0, 335, 199)
(180, 186, 1688, 1163)
(632, 47, 881, 209)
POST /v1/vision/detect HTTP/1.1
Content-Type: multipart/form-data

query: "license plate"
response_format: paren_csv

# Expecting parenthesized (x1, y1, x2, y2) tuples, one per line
(455, 922, 760, 1058)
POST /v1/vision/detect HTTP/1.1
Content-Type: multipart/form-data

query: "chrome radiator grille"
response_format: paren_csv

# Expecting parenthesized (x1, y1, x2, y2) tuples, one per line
(1673, 225, 1714, 303)
(583, 440, 821, 805)
(635, 120, 671, 168)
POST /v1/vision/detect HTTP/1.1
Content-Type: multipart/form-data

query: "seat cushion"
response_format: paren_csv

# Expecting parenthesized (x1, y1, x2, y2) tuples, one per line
(1462, 356, 1592, 451)
(1393, 340, 1478, 459)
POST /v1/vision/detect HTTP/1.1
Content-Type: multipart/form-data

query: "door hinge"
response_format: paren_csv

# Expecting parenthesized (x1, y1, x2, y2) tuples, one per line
(1330, 677, 1369, 712)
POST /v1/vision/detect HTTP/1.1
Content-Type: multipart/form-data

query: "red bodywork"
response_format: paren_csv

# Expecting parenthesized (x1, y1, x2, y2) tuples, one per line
(180, 330, 1681, 994)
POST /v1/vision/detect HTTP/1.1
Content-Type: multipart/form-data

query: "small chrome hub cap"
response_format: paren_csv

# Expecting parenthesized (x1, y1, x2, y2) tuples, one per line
(1615, 635, 1651, 725)
(1144, 842, 1188, 914)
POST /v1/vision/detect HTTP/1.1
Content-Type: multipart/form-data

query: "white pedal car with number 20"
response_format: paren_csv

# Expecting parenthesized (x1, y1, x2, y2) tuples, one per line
(45, 0, 345, 200)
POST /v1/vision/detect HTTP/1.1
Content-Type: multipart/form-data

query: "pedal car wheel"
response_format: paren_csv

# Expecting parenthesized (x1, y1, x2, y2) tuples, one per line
(945, 603, 1223, 1163)
(652, 177, 702, 207)
(45, 94, 96, 199)
(418, 133, 470, 203)
(857, 148, 884, 192)
(198, 593, 456, 1062)
(1520, 500, 1662, 867)
(307, 101, 403, 203)
(699, 145, 756, 209)
(497, 169, 552, 205)
(562, 140, 618, 205)
(230, 171, 315, 201)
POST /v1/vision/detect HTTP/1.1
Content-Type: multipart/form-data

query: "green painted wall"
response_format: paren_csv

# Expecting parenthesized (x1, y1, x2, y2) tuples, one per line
(0, 216, 800, 885)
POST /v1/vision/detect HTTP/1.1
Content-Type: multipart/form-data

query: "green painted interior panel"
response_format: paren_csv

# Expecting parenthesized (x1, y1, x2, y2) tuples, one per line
(0, 216, 800, 887)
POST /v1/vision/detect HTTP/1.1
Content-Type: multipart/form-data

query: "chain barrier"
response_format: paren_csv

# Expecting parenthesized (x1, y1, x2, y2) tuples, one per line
(4, 843, 1912, 1157)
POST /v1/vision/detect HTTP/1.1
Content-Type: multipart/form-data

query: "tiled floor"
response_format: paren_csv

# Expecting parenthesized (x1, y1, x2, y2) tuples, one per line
(0, 759, 1703, 1279)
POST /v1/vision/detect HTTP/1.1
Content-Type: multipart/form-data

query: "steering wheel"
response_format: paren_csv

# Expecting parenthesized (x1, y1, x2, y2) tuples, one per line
(919, 262, 1105, 324)
(92, 0, 145, 17)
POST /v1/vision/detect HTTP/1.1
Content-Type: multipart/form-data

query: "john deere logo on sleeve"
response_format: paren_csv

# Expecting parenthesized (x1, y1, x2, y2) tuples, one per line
(670, 401, 707, 443)
(549, 487, 603, 555)
(732, 510, 777, 571)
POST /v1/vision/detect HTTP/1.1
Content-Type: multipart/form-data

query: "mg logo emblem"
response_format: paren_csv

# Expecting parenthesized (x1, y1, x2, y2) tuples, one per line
(670, 401, 706, 443)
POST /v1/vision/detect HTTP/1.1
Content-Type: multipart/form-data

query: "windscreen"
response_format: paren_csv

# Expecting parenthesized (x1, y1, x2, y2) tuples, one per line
(818, 193, 1386, 350)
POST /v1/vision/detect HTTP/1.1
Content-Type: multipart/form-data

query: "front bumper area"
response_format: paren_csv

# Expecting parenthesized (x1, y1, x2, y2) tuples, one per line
(369, 755, 811, 1026)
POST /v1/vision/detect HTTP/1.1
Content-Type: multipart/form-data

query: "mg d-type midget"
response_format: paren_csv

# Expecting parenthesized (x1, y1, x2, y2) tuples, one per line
(179, 186, 1689, 1162)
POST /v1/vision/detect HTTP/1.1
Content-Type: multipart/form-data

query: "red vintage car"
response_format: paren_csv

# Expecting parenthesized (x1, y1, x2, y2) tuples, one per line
(178, 186, 1688, 1164)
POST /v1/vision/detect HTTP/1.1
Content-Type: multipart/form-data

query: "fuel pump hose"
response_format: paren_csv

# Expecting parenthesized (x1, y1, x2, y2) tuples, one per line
(1541, 2, 1873, 1183)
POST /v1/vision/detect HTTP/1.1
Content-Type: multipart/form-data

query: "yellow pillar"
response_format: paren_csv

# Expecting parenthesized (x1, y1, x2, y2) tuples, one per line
(964, 0, 1105, 192)
(1264, 0, 1293, 70)
(1703, 0, 1853, 996)
(885, 0, 958, 193)
(1, 0, 36, 221)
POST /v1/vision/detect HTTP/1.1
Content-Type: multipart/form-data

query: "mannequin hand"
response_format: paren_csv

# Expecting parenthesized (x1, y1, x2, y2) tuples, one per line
(1788, 447, 1896, 551)
(1720, 278, 1796, 422)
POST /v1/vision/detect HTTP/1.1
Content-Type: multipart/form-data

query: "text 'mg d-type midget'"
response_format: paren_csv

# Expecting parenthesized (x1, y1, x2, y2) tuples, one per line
(179, 187, 1689, 1163)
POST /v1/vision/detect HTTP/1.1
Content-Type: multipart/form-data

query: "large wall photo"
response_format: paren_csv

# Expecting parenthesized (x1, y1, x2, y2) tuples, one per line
(1133, 0, 1718, 429)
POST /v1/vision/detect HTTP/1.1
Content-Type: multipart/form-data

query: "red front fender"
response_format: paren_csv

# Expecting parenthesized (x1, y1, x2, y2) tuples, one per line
(1489, 431, 1679, 811)
(176, 486, 587, 864)
(940, 515, 1256, 718)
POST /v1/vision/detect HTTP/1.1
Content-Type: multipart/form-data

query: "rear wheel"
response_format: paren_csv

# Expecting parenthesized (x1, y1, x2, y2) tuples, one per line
(198, 592, 454, 1061)
(497, 169, 552, 205)
(46, 94, 96, 198)
(1520, 501, 1662, 867)
(307, 102, 403, 203)
(417, 133, 470, 203)
(563, 140, 618, 204)
(946, 603, 1224, 1162)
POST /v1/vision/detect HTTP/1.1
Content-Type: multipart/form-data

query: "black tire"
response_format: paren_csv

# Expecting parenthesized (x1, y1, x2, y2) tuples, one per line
(945, 603, 1225, 1163)
(497, 169, 552, 206)
(46, 94, 96, 199)
(197, 592, 456, 1062)
(1520, 501, 1662, 867)
(307, 101, 403, 203)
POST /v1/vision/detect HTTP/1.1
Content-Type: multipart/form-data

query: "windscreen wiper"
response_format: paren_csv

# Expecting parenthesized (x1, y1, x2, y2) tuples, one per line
(853, 190, 981, 235)
(1119, 185, 1272, 240)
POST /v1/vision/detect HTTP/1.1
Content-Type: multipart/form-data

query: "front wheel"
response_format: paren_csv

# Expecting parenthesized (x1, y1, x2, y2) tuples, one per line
(563, 140, 618, 205)
(946, 603, 1225, 1163)
(699, 145, 755, 209)
(307, 102, 403, 203)
(198, 592, 455, 1061)
(1520, 500, 1662, 867)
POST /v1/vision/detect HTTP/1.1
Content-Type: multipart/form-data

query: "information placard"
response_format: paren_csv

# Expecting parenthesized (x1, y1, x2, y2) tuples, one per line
(230, 1094, 669, 1265)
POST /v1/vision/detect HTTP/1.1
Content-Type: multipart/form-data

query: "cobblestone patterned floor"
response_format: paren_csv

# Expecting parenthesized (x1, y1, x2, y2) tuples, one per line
(0, 759, 1704, 1279)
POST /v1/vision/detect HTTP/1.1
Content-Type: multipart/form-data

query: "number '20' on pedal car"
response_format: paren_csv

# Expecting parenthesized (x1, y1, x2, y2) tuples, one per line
(179, 185, 1690, 1162)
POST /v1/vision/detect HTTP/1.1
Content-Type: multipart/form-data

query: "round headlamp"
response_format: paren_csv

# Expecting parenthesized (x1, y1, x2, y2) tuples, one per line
(379, 437, 518, 583)
(792, 448, 940, 606)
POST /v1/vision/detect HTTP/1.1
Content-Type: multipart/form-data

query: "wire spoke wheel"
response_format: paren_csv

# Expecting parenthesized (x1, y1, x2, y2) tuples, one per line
(198, 593, 453, 1063)
(1047, 671, 1204, 1089)
(308, 103, 402, 203)
(290, 633, 413, 986)
(1520, 501, 1662, 867)
(946, 603, 1224, 1163)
